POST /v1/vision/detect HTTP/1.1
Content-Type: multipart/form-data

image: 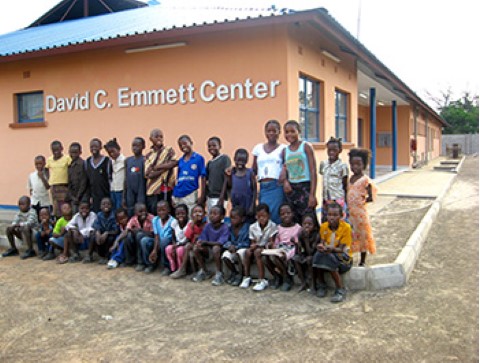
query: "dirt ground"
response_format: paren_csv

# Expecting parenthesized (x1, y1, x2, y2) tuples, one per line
(0, 157, 478, 362)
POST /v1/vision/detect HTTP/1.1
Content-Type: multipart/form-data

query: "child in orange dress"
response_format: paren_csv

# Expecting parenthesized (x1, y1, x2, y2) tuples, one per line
(347, 148, 376, 266)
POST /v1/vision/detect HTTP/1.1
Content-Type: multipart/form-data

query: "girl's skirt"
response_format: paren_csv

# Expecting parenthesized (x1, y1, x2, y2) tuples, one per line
(259, 180, 285, 224)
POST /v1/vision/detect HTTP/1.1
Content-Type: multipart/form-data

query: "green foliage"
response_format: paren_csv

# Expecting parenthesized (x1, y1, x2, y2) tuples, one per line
(441, 92, 479, 134)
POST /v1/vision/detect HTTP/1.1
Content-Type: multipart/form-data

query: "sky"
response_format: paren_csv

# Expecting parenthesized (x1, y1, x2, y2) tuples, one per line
(1, 0, 478, 110)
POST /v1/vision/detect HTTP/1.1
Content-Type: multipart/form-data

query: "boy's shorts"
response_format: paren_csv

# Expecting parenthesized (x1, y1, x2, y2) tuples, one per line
(50, 236, 65, 249)
(222, 248, 247, 263)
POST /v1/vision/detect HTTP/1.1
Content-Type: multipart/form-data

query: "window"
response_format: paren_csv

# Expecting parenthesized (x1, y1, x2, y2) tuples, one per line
(299, 75, 320, 141)
(17, 91, 44, 123)
(377, 132, 392, 147)
(335, 90, 348, 141)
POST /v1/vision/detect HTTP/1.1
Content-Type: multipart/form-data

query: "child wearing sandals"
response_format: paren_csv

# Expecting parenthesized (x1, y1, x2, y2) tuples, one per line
(48, 203, 73, 260)
(170, 204, 206, 279)
(222, 206, 251, 286)
(192, 205, 229, 286)
(262, 203, 301, 292)
(240, 204, 278, 291)
(312, 202, 352, 303)
(165, 204, 190, 275)
(107, 208, 130, 269)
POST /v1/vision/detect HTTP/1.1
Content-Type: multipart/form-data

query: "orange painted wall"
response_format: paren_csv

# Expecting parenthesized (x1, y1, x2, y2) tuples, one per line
(0, 25, 290, 205)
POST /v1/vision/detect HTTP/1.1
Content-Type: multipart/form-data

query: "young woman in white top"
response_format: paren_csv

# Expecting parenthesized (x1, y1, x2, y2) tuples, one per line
(251, 120, 286, 224)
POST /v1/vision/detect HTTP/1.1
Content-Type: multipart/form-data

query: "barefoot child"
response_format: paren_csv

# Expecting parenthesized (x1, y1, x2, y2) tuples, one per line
(347, 148, 376, 266)
(222, 207, 250, 286)
(170, 204, 206, 279)
(105, 138, 126, 213)
(107, 208, 130, 269)
(35, 207, 53, 259)
(46, 141, 71, 218)
(47, 203, 73, 260)
(282, 120, 317, 223)
(145, 201, 174, 274)
(2, 196, 38, 259)
(192, 205, 229, 285)
(165, 204, 190, 274)
(124, 137, 146, 217)
(205, 136, 231, 215)
(67, 143, 88, 215)
(319, 137, 349, 222)
(313, 202, 352, 303)
(85, 138, 112, 213)
(294, 213, 320, 292)
(28, 155, 51, 220)
(262, 203, 302, 292)
(241, 204, 278, 291)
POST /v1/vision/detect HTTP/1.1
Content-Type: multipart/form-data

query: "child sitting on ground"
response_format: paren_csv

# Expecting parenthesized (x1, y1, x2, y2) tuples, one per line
(35, 207, 53, 259)
(222, 206, 251, 286)
(107, 208, 130, 269)
(165, 204, 190, 275)
(262, 203, 302, 292)
(240, 204, 278, 291)
(2, 196, 38, 259)
(57, 201, 96, 264)
(84, 197, 119, 264)
(170, 204, 206, 279)
(192, 205, 229, 285)
(145, 201, 174, 274)
(313, 202, 352, 303)
(124, 203, 154, 271)
(48, 203, 73, 260)
(28, 155, 51, 220)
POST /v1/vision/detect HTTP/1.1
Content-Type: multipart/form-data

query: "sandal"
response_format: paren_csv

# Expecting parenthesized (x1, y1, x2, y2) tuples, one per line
(56, 255, 69, 264)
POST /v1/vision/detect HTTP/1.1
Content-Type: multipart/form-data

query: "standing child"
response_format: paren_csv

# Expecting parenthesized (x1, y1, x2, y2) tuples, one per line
(252, 119, 286, 224)
(124, 203, 154, 271)
(262, 203, 302, 292)
(105, 138, 126, 213)
(170, 204, 206, 279)
(35, 207, 53, 259)
(67, 142, 88, 215)
(2, 196, 38, 259)
(145, 129, 177, 215)
(205, 136, 231, 215)
(124, 137, 146, 217)
(319, 137, 349, 222)
(145, 201, 174, 274)
(219, 148, 257, 222)
(241, 204, 278, 291)
(84, 197, 119, 264)
(282, 120, 317, 223)
(313, 202, 352, 303)
(294, 212, 321, 292)
(165, 204, 190, 275)
(222, 207, 250, 286)
(192, 205, 229, 285)
(347, 148, 376, 266)
(85, 138, 112, 213)
(47, 203, 73, 260)
(28, 155, 51, 220)
(107, 208, 130, 269)
(46, 140, 71, 218)
(173, 135, 206, 213)
(57, 201, 96, 264)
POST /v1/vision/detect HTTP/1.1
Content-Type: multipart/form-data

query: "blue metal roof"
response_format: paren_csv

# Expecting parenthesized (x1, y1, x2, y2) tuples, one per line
(0, 6, 291, 57)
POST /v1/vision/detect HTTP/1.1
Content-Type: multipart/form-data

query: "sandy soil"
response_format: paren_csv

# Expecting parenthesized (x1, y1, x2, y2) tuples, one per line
(0, 157, 478, 362)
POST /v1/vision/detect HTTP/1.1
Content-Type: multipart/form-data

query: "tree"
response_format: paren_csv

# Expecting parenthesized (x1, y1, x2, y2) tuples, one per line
(428, 90, 479, 134)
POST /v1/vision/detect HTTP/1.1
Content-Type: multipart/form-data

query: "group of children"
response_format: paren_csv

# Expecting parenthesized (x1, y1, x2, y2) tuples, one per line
(2, 120, 376, 303)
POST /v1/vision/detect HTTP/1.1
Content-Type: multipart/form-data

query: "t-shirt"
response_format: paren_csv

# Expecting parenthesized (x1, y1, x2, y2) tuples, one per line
(28, 171, 51, 206)
(171, 218, 189, 245)
(198, 222, 229, 246)
(12, 208, 38, 228)
(285, 141, 310, 183)
(224, 222, 250, 249)
(274, 223, 302, 248)
(127, 214, 154, 232)
(46, 155, 71, 185)
(93, 211, 119, 234)
(152, 215, 174, 240)
(320, 220, 352, 259)
(249, 220, 277, 247)
(110, 154, 126, 192)
(173, 152, 207, 198)
(252, 143, 286, 181)
(53, 217, 71, 235)
(145, 146, 176, 195)
(206, 154, 231, 199)
(184, 221, 205, 243)
(319, 158, 349, 200)
(65, 211, 97, 238)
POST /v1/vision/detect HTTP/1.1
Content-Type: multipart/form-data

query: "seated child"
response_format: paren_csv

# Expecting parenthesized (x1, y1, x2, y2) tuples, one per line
(165, 204, 190, 274)
(57, 201, 96, 264)
(35, 207, 53, 259)
(222, 206, 250, 286)
(2, 196, 38, 259)
(312, 202, 352, 303)
(84, 197, 119, 264)
(170, 204, 206, 279)
(192, 205, 229, 286)
(124, 203, 154, 271)
(107, 208, 130, 269)
(241, 204, 278, 291)
(262, 203, 302, 292)
(294, 212, 320, 292)
(48, 203, 73, 260)
(144, 201, 174, 274)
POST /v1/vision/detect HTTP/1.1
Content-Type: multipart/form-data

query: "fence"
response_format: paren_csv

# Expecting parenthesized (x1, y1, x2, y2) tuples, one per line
(442, 134, 479, 155)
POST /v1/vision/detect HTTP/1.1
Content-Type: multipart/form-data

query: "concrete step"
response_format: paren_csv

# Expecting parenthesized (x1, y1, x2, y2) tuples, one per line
(440, 160, 460, 165)
(433, 165, 456, 172)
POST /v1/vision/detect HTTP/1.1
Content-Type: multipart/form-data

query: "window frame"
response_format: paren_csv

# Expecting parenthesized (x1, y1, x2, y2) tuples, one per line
(335, 89, 349, 141)
(16, 91, 45, 124)
(298, 74, 320, 142)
